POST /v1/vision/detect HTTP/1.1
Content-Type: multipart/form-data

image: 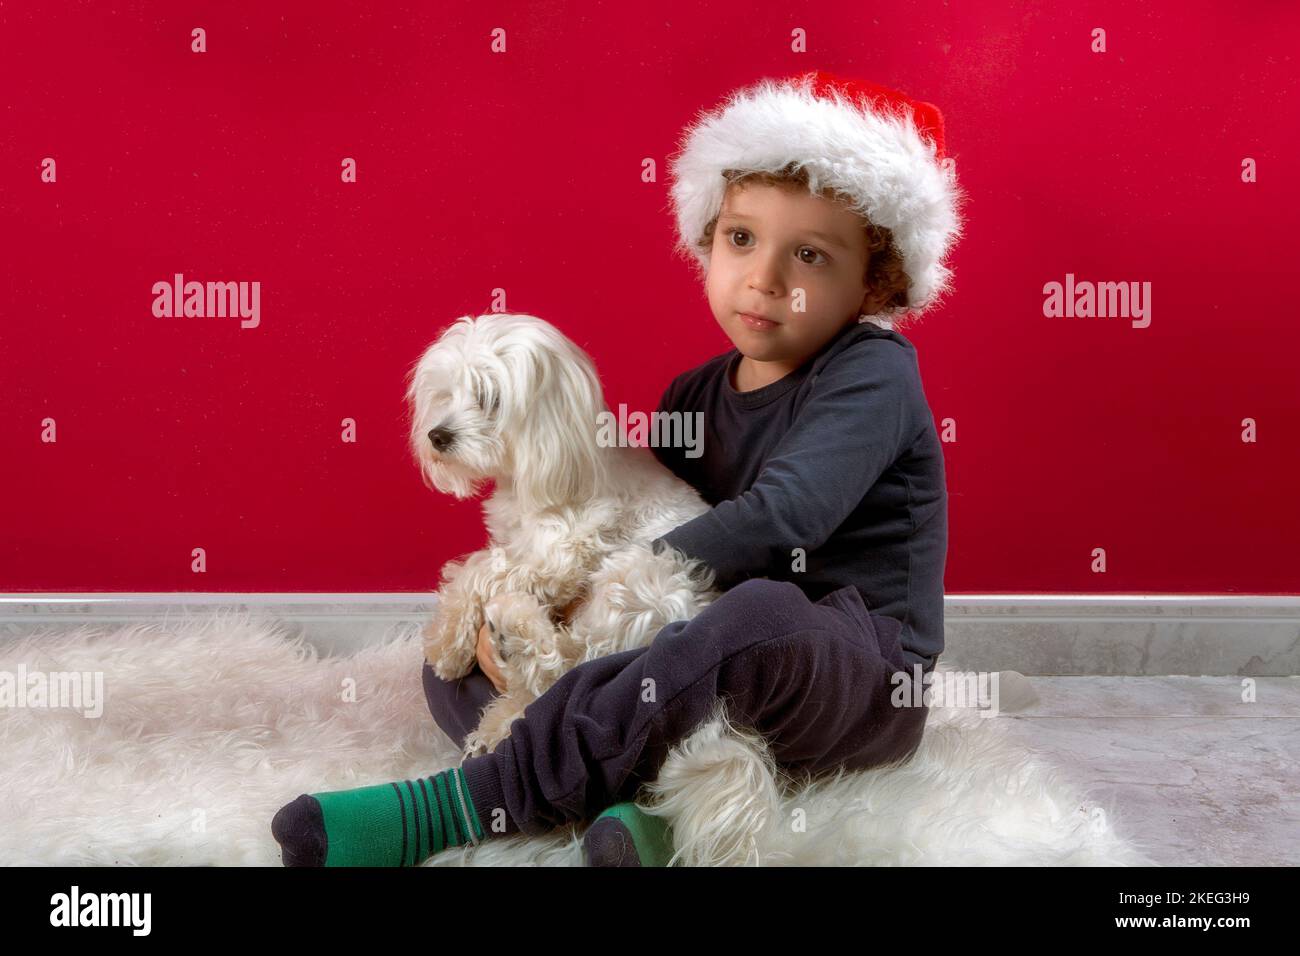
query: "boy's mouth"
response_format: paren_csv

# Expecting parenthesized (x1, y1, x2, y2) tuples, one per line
(738, 311, 779, 331)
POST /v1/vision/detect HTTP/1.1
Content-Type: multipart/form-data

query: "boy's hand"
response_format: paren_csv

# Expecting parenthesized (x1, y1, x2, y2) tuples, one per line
(476, 619, 507, 693)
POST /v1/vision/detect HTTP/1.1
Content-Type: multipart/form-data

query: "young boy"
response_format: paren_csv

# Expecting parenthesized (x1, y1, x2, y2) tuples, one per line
(272, 70, 965, 867)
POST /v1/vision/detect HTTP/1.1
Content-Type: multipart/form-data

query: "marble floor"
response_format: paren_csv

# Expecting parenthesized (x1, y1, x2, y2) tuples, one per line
(991, 676, 1300, 866)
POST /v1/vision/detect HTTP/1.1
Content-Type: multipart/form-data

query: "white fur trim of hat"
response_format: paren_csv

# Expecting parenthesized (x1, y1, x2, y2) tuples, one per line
(668, 70, 967, 319)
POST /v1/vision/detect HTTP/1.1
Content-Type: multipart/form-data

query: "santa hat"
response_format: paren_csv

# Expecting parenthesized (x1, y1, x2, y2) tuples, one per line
(667, 70, 966, 320)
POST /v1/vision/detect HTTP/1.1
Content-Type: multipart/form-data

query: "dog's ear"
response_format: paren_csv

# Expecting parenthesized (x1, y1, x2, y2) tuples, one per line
(504, 331, 610, 513)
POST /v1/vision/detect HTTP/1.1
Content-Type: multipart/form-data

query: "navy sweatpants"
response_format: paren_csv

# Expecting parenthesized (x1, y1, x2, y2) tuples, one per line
(424, 578, 931, 837)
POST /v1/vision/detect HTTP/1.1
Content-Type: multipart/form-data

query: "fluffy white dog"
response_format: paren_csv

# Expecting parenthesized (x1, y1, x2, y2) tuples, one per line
(406, 313, 788, 865)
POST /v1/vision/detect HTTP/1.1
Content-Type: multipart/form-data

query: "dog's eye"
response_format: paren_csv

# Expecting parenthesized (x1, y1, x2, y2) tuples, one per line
(472, 380, 499, 416)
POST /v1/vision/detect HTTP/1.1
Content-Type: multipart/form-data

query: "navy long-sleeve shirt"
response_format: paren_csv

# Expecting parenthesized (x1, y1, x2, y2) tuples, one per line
(649, 320, 947, 672)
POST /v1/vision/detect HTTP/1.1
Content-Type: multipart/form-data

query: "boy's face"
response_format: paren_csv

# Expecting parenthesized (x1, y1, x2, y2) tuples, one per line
(705, 181, 877, 372)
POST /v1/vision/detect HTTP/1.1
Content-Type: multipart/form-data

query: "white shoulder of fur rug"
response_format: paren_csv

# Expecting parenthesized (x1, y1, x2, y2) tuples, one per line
(0, 613, 1153, 866)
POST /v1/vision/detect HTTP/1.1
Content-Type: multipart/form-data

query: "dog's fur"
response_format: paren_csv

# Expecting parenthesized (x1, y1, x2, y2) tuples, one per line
(406, 313, 787, 864)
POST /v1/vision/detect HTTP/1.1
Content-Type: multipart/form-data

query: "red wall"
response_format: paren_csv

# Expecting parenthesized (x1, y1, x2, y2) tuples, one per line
(2, 1, 1297, 594)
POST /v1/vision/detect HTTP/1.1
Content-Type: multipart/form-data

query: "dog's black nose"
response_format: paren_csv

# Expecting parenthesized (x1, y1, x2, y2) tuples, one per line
(427, 426, 455, 452)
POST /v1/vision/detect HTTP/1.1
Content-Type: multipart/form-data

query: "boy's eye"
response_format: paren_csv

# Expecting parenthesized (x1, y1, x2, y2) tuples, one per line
(726, 229, 827, 266)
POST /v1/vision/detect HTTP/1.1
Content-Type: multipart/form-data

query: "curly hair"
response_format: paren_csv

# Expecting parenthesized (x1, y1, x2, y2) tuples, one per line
(694, 164, 913, 324)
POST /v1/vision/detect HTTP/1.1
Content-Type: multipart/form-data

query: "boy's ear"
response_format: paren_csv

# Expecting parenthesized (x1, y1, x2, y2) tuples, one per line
(858, 283, 886, 318)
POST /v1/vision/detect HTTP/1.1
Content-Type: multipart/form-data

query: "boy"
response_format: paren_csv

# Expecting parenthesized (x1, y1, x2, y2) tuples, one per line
(272, 70, 965, 867)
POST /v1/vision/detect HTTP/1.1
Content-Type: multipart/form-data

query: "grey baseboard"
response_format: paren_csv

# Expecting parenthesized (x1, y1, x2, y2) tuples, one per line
(942, 596, 1300, 677)
(1, 594, 1297, 676)
(0, 594, 437, 660)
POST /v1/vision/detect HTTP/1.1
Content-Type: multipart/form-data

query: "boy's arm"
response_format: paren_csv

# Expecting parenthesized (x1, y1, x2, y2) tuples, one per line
(651, 341, 924, 590)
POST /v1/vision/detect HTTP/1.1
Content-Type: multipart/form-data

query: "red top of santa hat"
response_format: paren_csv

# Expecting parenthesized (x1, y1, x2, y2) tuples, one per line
(802, 69, 947, 161)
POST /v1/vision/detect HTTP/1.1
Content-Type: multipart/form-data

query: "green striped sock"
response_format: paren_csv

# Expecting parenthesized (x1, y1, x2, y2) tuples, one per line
(272, 766, 486, 867)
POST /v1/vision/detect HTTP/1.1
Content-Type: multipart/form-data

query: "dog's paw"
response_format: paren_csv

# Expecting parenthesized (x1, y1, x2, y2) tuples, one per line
(483, 592, 548, 661)
(481, 609, 508, 665)
(465, 696, 527, 757)
(461, 731, 492, 759)
(431, 654, 474, 683)
(423, 598, 482, 679)
(463, 718, 511, 758)
(497, 628, 531, 669)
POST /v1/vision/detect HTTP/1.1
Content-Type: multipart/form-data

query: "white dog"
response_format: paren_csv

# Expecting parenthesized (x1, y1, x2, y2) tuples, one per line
(406, 313, 788, 865)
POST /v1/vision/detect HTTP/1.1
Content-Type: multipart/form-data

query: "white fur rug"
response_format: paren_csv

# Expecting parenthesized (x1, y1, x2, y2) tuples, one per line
(0, 613, 1153, 866)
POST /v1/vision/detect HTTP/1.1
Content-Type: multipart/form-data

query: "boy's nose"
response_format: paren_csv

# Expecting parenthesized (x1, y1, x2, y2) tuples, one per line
(746, 261, 785, 296)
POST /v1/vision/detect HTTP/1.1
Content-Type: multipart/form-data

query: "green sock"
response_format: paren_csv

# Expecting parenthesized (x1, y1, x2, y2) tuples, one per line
(272, 766, 485, 867)
(583, 801, 676, 867)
